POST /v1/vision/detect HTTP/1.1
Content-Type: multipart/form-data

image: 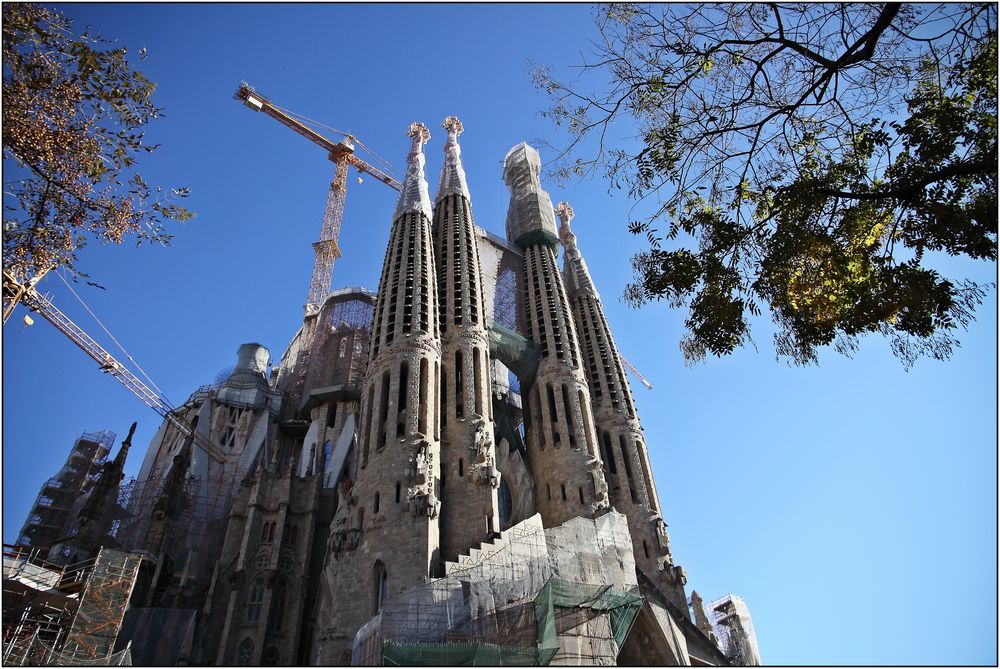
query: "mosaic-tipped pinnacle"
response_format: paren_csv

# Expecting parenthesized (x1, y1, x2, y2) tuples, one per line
(556, 201, 575, 226)
(406, 122, 430, 143)
(442, 116, 464, 135)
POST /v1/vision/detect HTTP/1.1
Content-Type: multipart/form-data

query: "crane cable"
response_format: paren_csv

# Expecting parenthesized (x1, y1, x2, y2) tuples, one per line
(55, 269, 172, 404)
(269, 102, 403, 180)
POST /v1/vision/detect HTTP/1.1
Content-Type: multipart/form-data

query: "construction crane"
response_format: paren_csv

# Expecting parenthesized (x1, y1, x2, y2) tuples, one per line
(621, 355, 654, 390)
(3, 269, 228, 464)
(233, 82, 401, 315)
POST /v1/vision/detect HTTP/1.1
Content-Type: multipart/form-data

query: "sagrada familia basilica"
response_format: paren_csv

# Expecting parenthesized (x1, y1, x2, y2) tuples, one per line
(6, 116, 760, 666)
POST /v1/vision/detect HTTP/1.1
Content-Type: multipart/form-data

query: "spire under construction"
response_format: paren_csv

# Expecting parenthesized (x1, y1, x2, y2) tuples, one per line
(502, 143, 610, 527)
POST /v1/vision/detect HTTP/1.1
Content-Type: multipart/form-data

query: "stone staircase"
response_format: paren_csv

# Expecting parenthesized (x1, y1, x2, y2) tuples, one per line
(444, 513, 545, 576)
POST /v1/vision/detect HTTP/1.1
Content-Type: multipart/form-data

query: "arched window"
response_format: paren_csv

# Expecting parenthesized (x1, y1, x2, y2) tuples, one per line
(236, 638, 254, 666)
(268, 576, 287, 632)
(269, 523, 276, 542)
(246, 575, 265, 622)
(262, 646, 280, 666)
(373, 561, 388, 614)
(260, 522, 270, 543)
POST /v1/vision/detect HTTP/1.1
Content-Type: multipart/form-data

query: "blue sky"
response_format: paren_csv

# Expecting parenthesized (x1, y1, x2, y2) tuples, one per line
(3, 4, 996, 664)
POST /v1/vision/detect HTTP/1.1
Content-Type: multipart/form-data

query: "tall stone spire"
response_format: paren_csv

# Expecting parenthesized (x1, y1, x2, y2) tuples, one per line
(435, 116, 471, 203)
(556, 202, 688, 616)
(503, 143, 609, 528)
(75, 422, 137, 555)
(556, 202, 597, 298)
(393, 122, 433, 222)
(321, 122, 444, 662)
(432, 116, 500, 562)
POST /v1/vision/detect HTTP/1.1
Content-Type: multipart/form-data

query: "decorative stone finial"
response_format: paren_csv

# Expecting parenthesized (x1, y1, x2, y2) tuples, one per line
(556, 202, 575, 228)
(557, 202, 577, 249)
(442, 116, 464, 136)
(406, 121, 431, 144)
(395, 122, 433, 220)
(556, 201, 598, 298)
(435, 116, 471, 203)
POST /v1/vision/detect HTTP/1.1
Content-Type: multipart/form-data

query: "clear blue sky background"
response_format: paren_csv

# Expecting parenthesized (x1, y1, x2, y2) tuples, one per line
(2, 4, 996, 664)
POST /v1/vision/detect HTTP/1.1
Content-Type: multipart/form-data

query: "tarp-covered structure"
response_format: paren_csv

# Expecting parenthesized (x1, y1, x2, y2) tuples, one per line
(353, 511, 645, 666)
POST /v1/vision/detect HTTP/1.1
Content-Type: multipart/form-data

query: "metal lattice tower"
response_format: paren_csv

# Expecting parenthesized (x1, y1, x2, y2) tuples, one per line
(234, 82, 401, 315)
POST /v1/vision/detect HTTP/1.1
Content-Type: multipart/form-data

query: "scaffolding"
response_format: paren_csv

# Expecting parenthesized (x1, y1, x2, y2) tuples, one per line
(326, 287, 376, 332)
(60, 550, 143, 661)
(113, 463, 246, 602)
(16, 430, 115, 551)
(708, 594, 760, 666)
(351, 512, 643, 666)
(2, 546, 136, 667)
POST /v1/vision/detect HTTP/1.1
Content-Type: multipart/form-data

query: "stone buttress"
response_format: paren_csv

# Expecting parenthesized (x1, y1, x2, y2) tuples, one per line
(432, 117, 501, 561)
(314, 123, 443, 664)
(502, 143, 609, 527)
(556, 202, 688, 615)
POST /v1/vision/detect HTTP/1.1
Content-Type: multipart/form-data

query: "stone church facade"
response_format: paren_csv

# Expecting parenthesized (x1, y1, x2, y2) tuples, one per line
(14, 118, 732, 666)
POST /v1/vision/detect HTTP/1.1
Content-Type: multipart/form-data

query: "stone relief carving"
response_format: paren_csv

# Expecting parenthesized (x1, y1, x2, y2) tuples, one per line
(469, 417, 500, 489)
(406, 439, 440, 518)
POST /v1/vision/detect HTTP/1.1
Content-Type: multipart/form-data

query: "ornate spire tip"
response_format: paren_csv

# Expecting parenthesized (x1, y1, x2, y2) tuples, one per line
(556, 201, 575, 227)
(442, 116, 464, 136)
(406, 122, 430, 143)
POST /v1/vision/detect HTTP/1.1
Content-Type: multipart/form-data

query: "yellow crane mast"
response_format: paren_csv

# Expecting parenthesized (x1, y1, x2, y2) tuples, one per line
(233, 82, 401, 315)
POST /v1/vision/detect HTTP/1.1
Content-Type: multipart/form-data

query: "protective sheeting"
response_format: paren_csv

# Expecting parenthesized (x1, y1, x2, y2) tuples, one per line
(487, 322, 540, 389)
(502, 143, 558, 248)
(353, 511, 643, 666)
(709, 594, 760, 665)
(114, 607, 196, 666)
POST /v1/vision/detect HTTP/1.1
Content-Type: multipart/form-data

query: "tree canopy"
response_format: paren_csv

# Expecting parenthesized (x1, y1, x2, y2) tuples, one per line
(2, 3, 192, 284)
(534, 3, 996, 366)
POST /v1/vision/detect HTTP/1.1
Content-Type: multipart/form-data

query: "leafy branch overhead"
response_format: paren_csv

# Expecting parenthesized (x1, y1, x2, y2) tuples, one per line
(534, 3, 997, 366)
(2, 3, 193, 282)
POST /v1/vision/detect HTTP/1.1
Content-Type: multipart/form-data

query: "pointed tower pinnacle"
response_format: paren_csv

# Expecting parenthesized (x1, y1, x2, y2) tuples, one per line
(435, 116, 471, 203)
(557, 201, 597, 298)
(112, 421, 137, 469)
(394, 122, 432, 221)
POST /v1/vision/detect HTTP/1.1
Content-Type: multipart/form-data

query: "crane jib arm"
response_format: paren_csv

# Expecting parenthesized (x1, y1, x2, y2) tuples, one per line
(235, 82, 401, 190)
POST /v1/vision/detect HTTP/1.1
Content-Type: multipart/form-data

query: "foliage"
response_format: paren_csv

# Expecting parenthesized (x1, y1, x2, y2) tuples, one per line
(534, 3, 996, 366)
(2, 3, 193, 283)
